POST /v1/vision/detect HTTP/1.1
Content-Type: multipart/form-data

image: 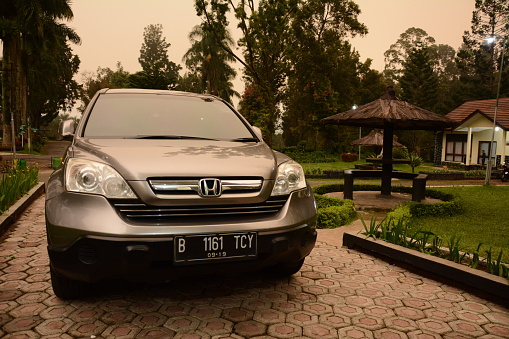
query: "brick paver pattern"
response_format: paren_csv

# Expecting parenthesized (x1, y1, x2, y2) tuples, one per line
(1, 196, 508, 338)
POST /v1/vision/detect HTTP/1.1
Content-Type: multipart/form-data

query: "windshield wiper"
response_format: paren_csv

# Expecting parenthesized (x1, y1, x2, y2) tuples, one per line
(231, 137, 259, 142)
(129, 135, 219, 141)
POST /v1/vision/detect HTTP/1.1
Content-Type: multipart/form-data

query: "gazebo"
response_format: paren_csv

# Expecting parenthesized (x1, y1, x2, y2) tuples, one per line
(322, 88, 456, 198)
(350, 129, 403, 157)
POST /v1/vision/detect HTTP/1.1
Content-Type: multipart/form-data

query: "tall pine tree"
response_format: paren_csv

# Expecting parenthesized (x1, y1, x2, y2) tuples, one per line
(129, 24, 181, 90)
(400, 46, 439, 111)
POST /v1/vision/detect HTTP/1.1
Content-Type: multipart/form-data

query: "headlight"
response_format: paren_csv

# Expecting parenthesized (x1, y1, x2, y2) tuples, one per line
(271, 160, 307, 196)
(65, 158, 136, 199)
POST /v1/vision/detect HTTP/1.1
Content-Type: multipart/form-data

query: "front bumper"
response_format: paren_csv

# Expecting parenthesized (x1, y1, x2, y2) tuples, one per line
(46, 184, 317, 283)
(48, 224, 316, 283)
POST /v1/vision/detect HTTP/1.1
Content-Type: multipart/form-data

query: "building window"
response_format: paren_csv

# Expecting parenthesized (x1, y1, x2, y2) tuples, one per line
(445, 134, 467, 162)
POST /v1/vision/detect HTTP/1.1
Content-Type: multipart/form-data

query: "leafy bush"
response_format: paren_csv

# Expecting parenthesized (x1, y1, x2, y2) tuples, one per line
(305, 168, 323, 175)
(341, 153, 358, 162)
(289, 151, 342, 163)
(313, 183, 345, 195)
(407, 199, 463, 217)
(386, 204, 412, 223)
(317, 204, 357, 229)
(313, 192, 357, 229)
(314, 194, 345, 209)
(314, 183, 463, 219)
(464, 170, 485, 177)
(408, 154, 423, 173)
(392, 146, 409, 159)
(0, 166, 39, 213)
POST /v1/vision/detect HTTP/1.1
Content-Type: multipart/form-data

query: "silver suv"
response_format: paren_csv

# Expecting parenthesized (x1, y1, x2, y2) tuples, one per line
(46, 88, 317, 299)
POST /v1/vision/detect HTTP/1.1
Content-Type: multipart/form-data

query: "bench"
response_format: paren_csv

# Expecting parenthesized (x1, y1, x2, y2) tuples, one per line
(343, 170, 428, 202)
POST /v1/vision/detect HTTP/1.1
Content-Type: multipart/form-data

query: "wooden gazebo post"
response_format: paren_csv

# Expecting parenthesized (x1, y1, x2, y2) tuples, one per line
(381, 121, 394, 196)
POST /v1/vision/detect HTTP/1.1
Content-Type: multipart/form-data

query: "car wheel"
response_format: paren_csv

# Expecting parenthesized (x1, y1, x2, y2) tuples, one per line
(268, 258, 305, 277)
(50, 266, 90, 300)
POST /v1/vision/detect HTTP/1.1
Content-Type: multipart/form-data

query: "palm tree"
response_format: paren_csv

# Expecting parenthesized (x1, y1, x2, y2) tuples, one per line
(1, 0, 77, 148)
(183, 24, 239, 103)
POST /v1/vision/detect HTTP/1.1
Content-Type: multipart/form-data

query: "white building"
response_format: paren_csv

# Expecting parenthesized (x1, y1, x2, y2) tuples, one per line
(440, 98, 509, 168)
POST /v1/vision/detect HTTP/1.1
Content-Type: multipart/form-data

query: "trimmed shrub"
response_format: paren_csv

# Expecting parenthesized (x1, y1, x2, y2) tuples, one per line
(315, 193, 345, 209)
(317, 203, 357, 229)
(313, 190, 357, 229)
(313, 183, 463, 220)
(386, 204, 412, 223)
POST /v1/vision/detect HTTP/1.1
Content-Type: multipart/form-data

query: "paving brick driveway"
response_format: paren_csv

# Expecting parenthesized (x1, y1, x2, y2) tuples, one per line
(1, 196, 508, 338)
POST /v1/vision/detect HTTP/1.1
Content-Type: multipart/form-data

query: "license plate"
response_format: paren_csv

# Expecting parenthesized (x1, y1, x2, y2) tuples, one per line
(174, 232, 257, 265)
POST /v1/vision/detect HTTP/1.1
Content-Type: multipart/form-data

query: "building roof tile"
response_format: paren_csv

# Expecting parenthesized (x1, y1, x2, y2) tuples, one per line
(446, 98, 509, 130)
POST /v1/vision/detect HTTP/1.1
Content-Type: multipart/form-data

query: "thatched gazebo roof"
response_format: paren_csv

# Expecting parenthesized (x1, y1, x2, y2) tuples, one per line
(350, 130, 402, 147)
(322, 90, 456, 130)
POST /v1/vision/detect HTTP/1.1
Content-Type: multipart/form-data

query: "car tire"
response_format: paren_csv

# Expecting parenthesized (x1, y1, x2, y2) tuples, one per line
(268, 258, 305, 277)
(50, 266, 90, 300)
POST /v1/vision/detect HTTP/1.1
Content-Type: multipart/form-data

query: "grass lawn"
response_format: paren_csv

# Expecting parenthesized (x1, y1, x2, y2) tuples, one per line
(404, 186, 509, 263)
(303, 158, 508, 263)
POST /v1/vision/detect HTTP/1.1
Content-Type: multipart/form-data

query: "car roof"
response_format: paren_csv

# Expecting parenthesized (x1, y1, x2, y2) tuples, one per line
(98, 88, 219, 100)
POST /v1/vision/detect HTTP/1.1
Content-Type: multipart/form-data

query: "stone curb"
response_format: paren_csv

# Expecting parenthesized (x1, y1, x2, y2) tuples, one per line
(343, 231, 509, 301)
(0, 182, 45, 237)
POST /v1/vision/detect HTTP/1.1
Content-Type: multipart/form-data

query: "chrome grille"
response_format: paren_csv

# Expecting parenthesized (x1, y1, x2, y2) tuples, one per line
(112, 197, 288, 222)
(148, 178, 263, 195)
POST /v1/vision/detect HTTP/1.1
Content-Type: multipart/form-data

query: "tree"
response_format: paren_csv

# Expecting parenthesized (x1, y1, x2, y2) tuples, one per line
(79, 62, 130, 113)
(429, 44, 462, 114)
(383, 27, 436, 83)
(183, 24, 238, 103)
(400, 46, 439, 111)
(176, 72, 203, 94)
(196, 0, 295, 143)
(238, 83, 270, 133)
(282, 0, 371, 151)
(1, 0, 78, 147)
(26, 28, 81, 127)
(196, 0, 383, 149)
(130, 24, 181, 90)
(398, 46, 440, 158)
(236, 0, 297, 143)
(383, 27, 460, 113)
(456, 0, 509, 100)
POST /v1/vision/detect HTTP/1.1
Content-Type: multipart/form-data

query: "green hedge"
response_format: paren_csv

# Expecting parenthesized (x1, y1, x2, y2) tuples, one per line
(313, 183, 463, 221)
(314, 194, 357, 229)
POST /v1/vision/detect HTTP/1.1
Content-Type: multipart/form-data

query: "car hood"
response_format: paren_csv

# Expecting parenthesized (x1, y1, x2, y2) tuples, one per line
(71, 138, 277, 180)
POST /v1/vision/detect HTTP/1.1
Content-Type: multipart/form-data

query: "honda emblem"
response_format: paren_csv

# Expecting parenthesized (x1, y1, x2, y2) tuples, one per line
(198, 178, 222, 197)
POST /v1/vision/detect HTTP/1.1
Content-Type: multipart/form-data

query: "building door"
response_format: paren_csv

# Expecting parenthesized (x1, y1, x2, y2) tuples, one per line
(479, 141, 497, 165)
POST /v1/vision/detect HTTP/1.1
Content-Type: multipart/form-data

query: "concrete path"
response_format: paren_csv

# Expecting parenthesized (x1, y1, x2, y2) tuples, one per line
(1, 196, 508, 338)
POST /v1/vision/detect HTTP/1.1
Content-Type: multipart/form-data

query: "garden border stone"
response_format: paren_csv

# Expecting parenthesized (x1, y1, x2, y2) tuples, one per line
(343, 231, 509, 301)
(0, 182, 45, 237)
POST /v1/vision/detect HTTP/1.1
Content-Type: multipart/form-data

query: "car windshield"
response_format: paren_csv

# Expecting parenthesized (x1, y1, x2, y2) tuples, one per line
(83, 93, 255, 140)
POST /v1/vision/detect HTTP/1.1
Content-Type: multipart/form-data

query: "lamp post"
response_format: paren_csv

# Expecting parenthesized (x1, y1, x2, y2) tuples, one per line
(352, 105, 360, 159)
(485, 35, 507, 185)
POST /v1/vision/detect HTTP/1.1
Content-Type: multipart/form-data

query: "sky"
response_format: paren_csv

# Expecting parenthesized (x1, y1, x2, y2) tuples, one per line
(68, 0, 476, 96)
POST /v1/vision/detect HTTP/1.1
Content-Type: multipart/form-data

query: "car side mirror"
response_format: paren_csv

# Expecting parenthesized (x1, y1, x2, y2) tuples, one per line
(59, 120, 75, 139)
(252, 126, 263, 140)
